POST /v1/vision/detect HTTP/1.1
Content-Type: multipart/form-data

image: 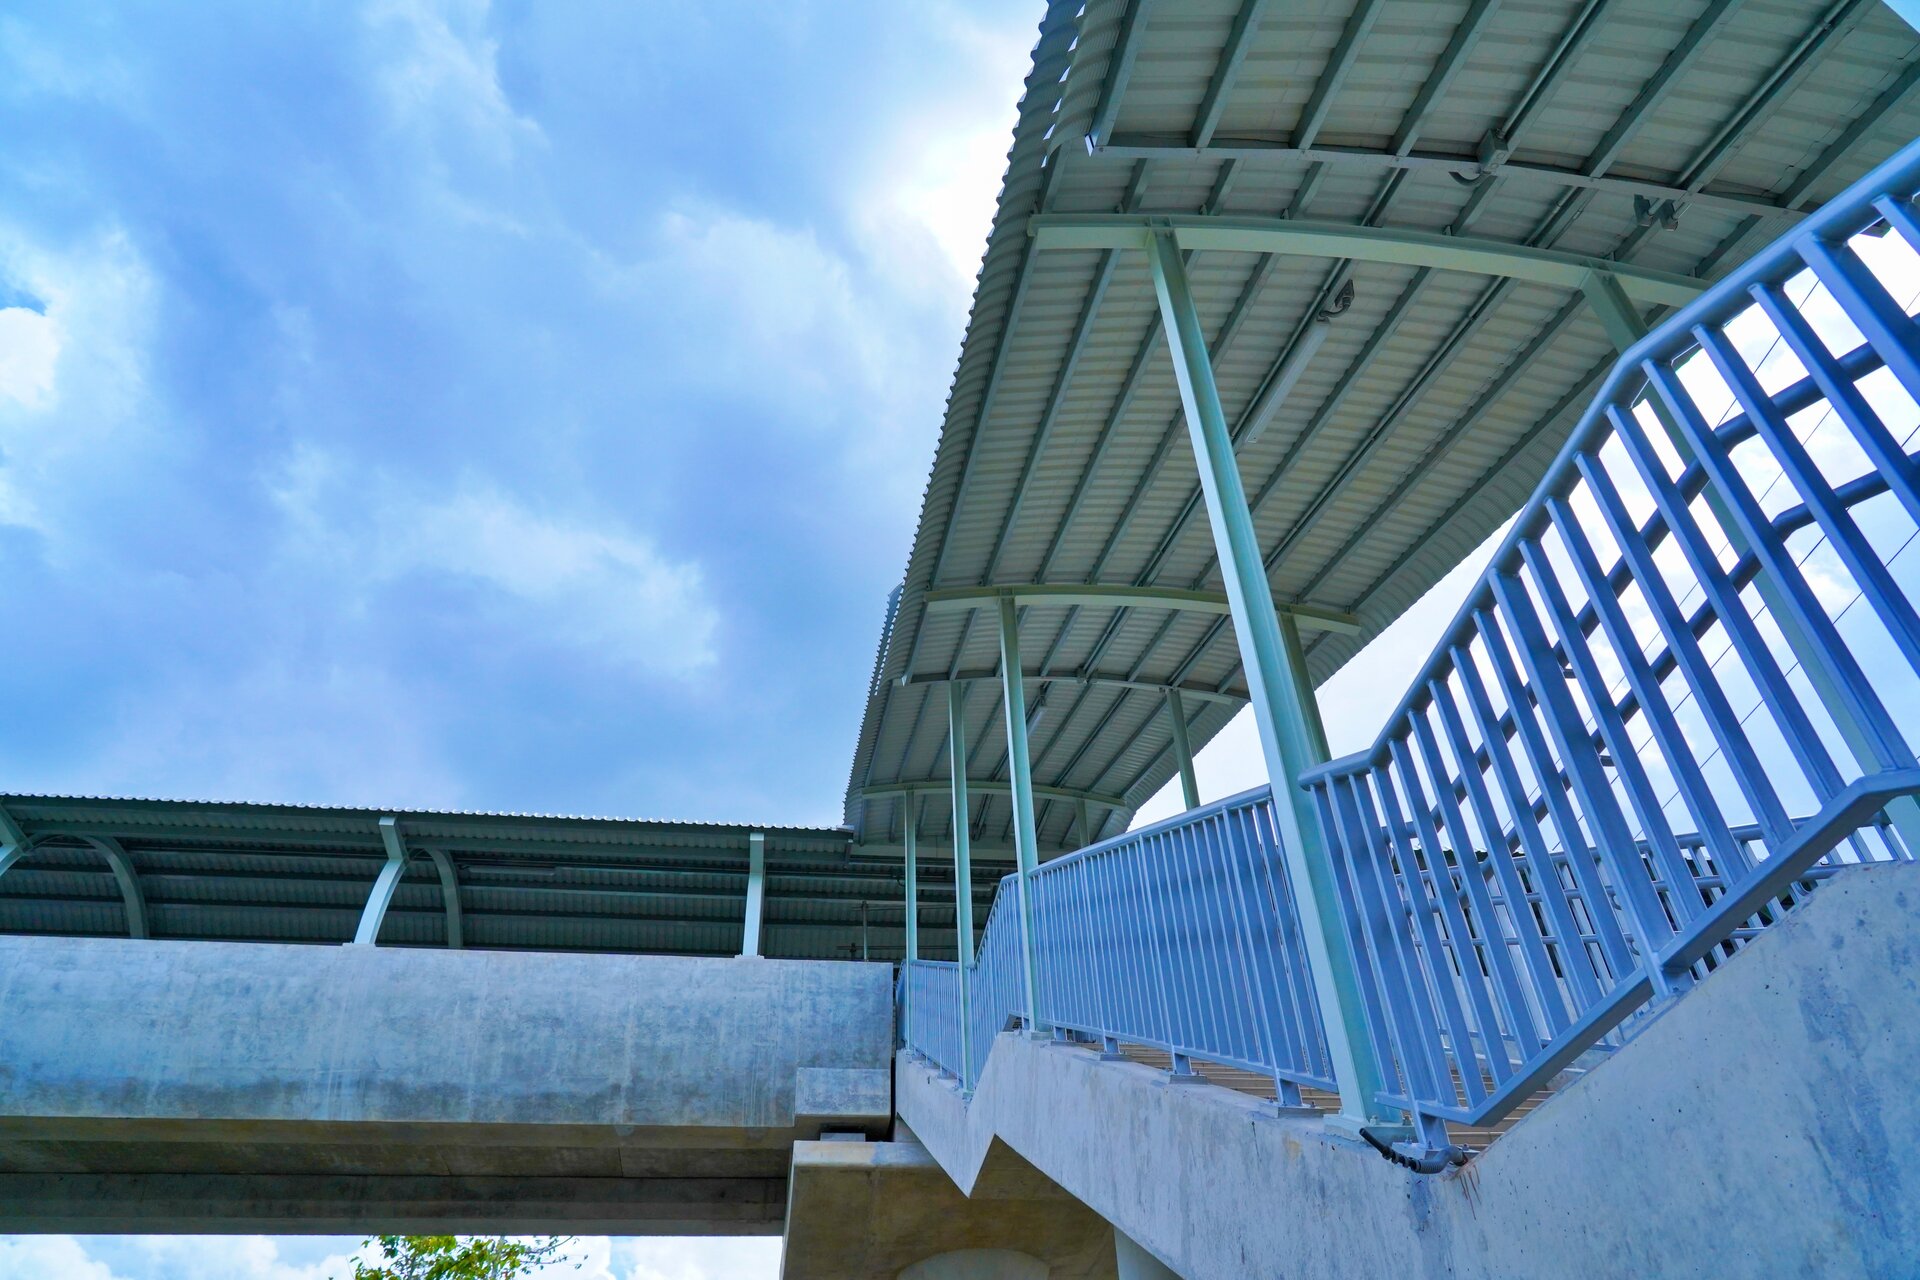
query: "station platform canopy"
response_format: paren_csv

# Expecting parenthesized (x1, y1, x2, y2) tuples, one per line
(843, 0, 1920, 860)
(0, 794, 975, 961)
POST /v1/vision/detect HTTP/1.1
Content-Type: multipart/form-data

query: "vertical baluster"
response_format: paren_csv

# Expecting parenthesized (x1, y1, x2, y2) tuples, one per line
(1547, 499, 1752, 886)
(1267, 794, 1328, 1090)
(1340, 772, 1450, 1114)
(1377, 747, 1492, 1107)
(1751, 284, 1920, 533)
(1642, 366, 1914, 777)
(1234, 801, 1307, 1087)
(1492, 570, 1681, 995)
(1578, 457, 1800, 842)
(1697, 324, 1920, 681)
(1520, 539, 1704, 930)
(1425, 676, 1559, 1046)
(1474, 604, 1638, 983)
(1605, 405, 1853, 803)
(1452, 648, 1599, 1019)
(1408, 702, 1541, 1067)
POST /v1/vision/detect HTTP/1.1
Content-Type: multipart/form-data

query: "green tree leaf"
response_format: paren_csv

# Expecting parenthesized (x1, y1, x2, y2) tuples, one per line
(344, 1235, 576, 1280)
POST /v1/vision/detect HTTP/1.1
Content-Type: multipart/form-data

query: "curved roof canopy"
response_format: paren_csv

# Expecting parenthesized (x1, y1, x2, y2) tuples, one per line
(844, 0, 1920, 857)
(0, 794, 991, 960)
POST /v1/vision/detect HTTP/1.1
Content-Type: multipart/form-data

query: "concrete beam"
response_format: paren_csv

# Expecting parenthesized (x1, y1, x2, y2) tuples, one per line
(0, 938, 894, 1234)
(1029, 213, 1706, 305)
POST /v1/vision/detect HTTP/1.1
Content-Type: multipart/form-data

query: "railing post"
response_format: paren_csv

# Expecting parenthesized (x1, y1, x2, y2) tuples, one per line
(1164, 688, 1201, 811)
(996, 594, 1046, 1032)
(1581, 268, 1920, 859)
(948, 682, 977, 1091)
(1144, 229, 1395, 1131)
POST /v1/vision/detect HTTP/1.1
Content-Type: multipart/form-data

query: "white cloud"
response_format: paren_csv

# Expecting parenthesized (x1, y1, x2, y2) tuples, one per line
(0, 1235, 119, 1280)
(850, 5, 1034, 302)
(0, 224, 162, 543)
(365, 0, 542, 162)
(271, 446, 721, 681)
(0, 305, 59, 407)
(0, 1235, 356, 1280)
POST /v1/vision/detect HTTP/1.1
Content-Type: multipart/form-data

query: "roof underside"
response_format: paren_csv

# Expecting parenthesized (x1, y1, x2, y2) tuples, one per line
(0, 796, 995, 961)
(845, 0, 1920, 857)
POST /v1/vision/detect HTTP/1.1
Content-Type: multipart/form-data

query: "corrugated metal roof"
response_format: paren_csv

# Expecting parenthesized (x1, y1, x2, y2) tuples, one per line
(844, 0, 1920, 855)
(0, 794, 997, 961)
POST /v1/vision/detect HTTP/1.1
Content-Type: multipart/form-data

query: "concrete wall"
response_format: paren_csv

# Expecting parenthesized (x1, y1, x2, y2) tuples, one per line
(897, 861, 1920, 1280)
(0, 938, 893, 1232)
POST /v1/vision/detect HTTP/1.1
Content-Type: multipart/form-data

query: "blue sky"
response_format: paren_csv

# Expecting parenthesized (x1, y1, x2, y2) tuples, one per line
(0, 0, 1038, 824)
(15, 2, 1918, 1276)
(0, 3, 1031, 1271)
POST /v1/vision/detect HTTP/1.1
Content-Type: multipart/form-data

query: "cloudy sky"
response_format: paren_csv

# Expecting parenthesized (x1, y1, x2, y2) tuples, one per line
(0, 0, 1041, 824)
(16, 1, 1917, 1277)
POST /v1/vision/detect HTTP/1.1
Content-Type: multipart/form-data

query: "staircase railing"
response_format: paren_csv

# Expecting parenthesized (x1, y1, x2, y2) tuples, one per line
(1301, 136, 1920, 1144)
(905, 786, 1334, 1097)
(903, 136, 1920, 1147)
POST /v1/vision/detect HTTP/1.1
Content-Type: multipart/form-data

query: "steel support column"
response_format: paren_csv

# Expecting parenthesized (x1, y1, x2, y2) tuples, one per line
(1164, 688, 1201, 810)
(996, 594, 1044, 1030)
(903, 799, 920, 972)
(948, 683, 977, 1089)
(354, 817, 411, 946)
(741, 831, 766, 957)
(1581, 270, 1920, 856)
(1145, 229, 1392, 1130)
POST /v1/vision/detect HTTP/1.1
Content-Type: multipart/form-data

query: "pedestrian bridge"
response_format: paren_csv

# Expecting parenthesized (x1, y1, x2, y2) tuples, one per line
(7, 0, 1920, 1276)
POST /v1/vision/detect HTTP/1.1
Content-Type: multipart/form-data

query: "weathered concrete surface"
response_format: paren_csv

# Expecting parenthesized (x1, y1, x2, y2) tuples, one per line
(781, 1135, 1117, 1280)
(0, 938, 892, 1232)
(899, 862, 1920, 1280)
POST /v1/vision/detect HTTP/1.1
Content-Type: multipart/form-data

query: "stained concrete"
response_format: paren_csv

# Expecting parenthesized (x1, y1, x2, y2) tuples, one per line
(897, 862, 1920, 1280)
(781, 1135, 1117, 1280)
(0, 937, 892, 1232)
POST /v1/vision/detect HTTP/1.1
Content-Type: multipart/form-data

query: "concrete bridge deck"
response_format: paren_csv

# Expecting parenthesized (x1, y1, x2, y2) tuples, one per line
(0, 940, 893, 1233)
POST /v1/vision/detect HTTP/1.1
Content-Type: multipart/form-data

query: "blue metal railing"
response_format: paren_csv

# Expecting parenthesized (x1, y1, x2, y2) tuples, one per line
(902, 137, 1920, 1145)
(906, 786, 1334, 1096)
(1301, 136, 1920, 1140)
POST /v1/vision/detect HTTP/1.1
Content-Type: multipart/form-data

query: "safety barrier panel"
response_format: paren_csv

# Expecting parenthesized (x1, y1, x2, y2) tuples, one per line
(906, 787, 1334, 1096)
(904, 137, 1920, 1146)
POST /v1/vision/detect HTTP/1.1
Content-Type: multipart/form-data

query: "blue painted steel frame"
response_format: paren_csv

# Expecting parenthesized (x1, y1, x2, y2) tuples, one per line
(903, 134, 1920, 1152)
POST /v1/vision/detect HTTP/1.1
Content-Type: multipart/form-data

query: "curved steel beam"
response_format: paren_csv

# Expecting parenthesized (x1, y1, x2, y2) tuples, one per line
(423, 846, 463, 949)
(80, 836, 149, 940)
(862, 779, 1128, 812)
(1028, 213, 1705, 305)
(902, 668, 1246, 706)
(356, 816, 411, 946)
(921, 584, 1358, 634)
